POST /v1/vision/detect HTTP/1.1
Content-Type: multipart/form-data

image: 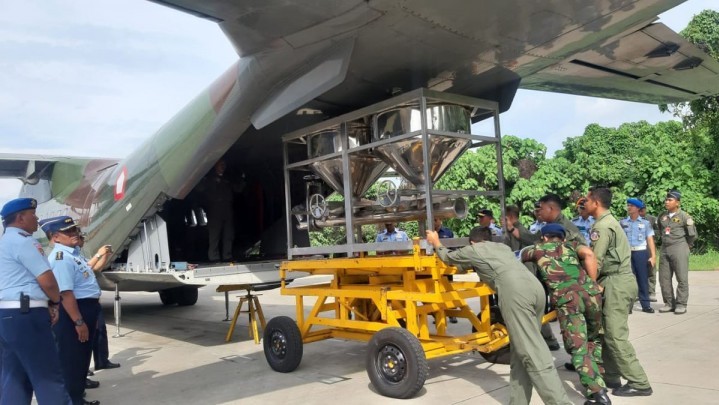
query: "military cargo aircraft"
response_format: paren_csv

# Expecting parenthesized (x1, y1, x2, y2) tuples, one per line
(1, 0, 718, 306)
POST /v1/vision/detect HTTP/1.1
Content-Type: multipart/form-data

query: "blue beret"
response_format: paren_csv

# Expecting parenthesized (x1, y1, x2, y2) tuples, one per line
(541, 223, 566, 239)
(667, 190, 681, 200)
(39, 216, 78, 234)
(1, 198, 37, 219)
(626, 198, 645, 209)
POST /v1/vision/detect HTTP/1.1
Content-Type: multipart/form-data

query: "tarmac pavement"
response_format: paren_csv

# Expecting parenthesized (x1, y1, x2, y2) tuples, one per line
(82, 271, 719, 404)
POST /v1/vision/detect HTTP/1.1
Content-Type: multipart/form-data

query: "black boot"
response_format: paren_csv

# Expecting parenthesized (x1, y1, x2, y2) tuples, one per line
(584, 389, 611, 405)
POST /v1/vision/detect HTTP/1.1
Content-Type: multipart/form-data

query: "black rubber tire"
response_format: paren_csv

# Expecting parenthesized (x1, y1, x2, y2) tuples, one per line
(176, 286, 199, 306)
(159, 289, 177, 306)
(479, 343, 511, 365)
(366, 327, 428, 399)
(475, 302, 511, 365)
(263, 316, 303, 373)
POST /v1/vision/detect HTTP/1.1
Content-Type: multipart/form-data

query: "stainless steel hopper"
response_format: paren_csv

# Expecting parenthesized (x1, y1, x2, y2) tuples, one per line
(373, 104, 471, 187)
(307, 123, 388, 198)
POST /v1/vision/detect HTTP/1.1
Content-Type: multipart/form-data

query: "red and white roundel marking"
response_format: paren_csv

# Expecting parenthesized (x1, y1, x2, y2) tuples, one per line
(114, 166, 127, 201)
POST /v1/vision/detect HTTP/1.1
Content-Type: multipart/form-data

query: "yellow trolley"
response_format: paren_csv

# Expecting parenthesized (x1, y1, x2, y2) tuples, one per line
(262, 240, 555, 398)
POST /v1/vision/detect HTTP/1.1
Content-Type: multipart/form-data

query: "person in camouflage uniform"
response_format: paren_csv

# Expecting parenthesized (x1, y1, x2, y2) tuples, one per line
(521, 223, 611, 405)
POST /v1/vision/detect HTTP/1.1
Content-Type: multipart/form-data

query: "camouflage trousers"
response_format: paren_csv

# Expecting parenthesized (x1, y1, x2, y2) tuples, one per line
(556, 289, 605, 396)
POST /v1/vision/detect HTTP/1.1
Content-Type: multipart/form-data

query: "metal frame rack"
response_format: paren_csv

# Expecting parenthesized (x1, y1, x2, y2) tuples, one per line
(281, 88, 506, 258)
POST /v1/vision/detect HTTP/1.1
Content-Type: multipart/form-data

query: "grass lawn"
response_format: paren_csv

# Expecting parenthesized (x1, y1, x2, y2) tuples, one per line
(689, 250, 719, 271)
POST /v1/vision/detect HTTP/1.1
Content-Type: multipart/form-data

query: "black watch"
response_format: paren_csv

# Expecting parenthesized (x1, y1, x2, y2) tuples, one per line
(74, 318, 85, 326)
(49, 296, 63, 306)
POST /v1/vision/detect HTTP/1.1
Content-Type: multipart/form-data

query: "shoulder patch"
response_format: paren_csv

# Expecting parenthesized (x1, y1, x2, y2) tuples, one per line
(590, 230, 600, 241)
(687, 217, 694, 226)
(55, 251, 63, 260)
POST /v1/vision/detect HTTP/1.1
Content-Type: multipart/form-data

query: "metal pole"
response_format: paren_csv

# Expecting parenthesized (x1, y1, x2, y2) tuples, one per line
(223, 291, 231, 321)
(112, 283, 124, 338)
(340, 122, 355, 255)
(420, 91, 434, 232)
(493, 109, 506, 229)
(283, 140, 294, 259)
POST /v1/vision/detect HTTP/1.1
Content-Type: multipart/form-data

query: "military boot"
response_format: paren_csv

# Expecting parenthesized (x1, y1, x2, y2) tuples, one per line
(674, 305, 687, 314)
(584, 389, 611, 405)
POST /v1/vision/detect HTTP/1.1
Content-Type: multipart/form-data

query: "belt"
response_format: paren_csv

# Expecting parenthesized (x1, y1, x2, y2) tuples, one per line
(630, 246, 647, 251)
(0, 300, 48, 309)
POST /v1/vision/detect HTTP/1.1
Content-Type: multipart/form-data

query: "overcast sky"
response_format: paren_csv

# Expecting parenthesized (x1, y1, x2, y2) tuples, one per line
(0, 0, 716, 209)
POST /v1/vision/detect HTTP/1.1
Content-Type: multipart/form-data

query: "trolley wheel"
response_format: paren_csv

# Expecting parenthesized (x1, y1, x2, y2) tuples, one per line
(474, 303, 511, 365)
(479, 343, 511, 365)
(263, 316, 303, 373)
(366, 327, 428, 399)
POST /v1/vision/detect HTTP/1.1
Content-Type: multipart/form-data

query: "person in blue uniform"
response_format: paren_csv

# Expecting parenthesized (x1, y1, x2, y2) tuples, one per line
(433, 217, 454, 239)
(529, 201, 545, 235)
(42, 216, 102, 405)
(477, 209, 503, 239)
(572, 198, 595, 245)
(0, 198, 72, 405)
(375, 223, 409, 242)
(76, 233, 119, 387)
(621, 198, 657, 314)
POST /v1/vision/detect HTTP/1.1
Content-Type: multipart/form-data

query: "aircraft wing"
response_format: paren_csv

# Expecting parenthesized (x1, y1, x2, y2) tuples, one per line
(0, 153, 109, 183)
(520, 23, 719, 104)
(150, 0, 718, 111)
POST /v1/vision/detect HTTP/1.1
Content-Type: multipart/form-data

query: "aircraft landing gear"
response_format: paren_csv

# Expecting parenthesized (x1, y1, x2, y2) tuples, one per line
(158, 286, 199, 306)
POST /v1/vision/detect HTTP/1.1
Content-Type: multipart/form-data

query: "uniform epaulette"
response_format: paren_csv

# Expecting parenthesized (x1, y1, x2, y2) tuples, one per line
(55, 251, 63, 260)
(19, 231, 30, 237)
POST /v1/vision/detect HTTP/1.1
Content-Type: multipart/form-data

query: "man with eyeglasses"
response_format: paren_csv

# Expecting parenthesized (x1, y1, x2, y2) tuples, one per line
(41, 216, 102, 405)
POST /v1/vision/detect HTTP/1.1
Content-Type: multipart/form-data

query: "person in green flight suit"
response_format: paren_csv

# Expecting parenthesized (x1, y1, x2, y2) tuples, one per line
(583, 187, 652, 397)
(427, 226, 572, 405)
(521, 223, 610, 405)
(656, 190, 696, 314)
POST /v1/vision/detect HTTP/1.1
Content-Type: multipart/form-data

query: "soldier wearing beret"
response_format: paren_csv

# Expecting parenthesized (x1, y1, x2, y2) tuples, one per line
(42, 216, 102, 405)
(0, 199, 72, 404)
(521, 224, 609, 405)
(620, 198, 656, 313)
(656, 190, 696, 315)
(584, 187, 652, 397)
(427, 226, 572, 405)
